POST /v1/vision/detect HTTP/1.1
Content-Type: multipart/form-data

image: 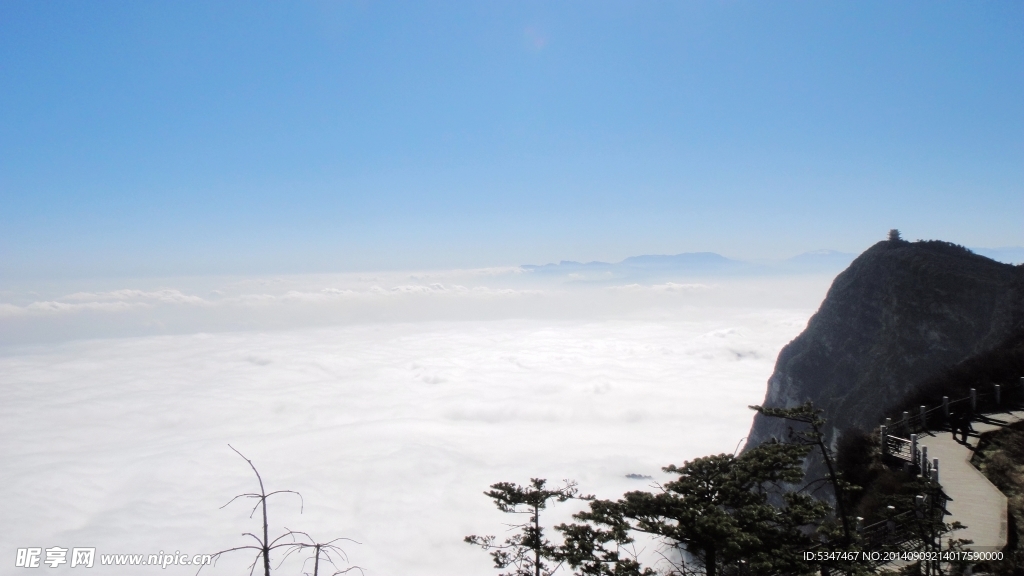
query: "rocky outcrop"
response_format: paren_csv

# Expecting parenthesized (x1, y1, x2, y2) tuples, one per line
(746, 239, 1024, 491)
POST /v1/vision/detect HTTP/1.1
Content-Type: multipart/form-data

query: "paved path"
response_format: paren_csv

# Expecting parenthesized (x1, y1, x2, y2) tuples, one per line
(918, 410, 1024, 551)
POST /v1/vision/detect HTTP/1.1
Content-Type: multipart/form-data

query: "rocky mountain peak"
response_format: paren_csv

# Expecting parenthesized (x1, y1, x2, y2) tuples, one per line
(746, 239, 1024, 486)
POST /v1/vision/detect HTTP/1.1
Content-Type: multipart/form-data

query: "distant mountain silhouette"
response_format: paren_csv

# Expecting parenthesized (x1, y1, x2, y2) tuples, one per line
(521, 252, 757, 282)
(618, 252, 746, 269)
(522, 246, 1023, 283)
(521, 250, 858, 282)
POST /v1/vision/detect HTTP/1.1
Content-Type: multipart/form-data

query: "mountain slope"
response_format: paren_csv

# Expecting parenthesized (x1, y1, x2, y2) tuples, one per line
(746, 239, 1024, 491)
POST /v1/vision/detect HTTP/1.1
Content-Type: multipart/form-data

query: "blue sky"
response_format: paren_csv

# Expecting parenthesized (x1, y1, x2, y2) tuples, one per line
(1, 1, 1021, 278)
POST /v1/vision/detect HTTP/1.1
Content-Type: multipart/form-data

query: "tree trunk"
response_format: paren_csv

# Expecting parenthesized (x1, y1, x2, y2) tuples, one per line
(534, 504, 541, 576)
(262, 497, 271, 576)
(815, 432, 852, 545)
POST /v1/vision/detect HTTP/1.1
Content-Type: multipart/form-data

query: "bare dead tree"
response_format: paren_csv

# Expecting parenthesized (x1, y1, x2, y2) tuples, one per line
(200, 445, 359, 576)
(275, 531, 363, 576)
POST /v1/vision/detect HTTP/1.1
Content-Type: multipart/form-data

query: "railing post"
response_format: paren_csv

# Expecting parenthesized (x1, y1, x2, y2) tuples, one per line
(942, 396, 949, 420)
(911, 434, 918, 468)
(970, 388, 977, 414)
(932, 458, 939, 484)
(995, 384, 1001, 405)
(920, 405, 927, 430)
(921, 445, 928, 476)
(880, 425, 888, 455)
(902, 410, 910, 431)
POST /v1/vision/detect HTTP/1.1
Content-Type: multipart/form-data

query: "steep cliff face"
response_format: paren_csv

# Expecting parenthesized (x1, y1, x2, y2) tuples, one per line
(746, 240, 1024, 476)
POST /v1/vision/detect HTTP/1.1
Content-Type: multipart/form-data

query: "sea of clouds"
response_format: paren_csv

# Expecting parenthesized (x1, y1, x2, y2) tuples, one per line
(0, 268, 837, 575)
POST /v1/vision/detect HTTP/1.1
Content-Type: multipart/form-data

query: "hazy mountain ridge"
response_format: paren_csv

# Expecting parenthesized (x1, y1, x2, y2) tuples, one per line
(522, 251, 850, 282)
(523, 246, 1023, 283)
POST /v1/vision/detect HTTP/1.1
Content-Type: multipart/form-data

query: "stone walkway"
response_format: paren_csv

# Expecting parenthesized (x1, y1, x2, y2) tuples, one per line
(918, 410, 1024, 551)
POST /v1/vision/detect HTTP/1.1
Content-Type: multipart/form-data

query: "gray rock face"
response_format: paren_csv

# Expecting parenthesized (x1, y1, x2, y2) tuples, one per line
(745, 240, 1024, 488)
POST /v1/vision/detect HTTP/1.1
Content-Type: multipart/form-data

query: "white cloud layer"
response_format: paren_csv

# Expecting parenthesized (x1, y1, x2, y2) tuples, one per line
(0, 270, 834, 574)
(0, 268, 832, 346)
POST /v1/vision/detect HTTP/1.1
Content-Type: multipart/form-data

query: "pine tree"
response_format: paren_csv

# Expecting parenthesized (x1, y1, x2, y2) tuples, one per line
(557, 498, 655, 576)
(608, 441, 827, 576)
(466, 478, 580, 576)
(750, 402, 855, 545)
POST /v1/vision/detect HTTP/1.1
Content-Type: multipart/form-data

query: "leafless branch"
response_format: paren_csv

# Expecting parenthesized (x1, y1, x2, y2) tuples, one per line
(199, 447, 359, 576)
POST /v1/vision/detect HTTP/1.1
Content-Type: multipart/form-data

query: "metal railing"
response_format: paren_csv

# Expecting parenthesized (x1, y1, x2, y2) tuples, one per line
(884, 434, 913, 461)
(860, 378, 1022, 566)
(881, 378, 1024, 439)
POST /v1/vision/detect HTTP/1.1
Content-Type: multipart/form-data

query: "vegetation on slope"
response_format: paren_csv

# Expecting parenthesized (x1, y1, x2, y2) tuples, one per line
(971, 420, 1024, 575)
(890, 328, 1024, 420)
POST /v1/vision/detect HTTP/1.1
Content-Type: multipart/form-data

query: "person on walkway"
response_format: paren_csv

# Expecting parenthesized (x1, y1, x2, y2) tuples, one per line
(949, 410, 974, 443)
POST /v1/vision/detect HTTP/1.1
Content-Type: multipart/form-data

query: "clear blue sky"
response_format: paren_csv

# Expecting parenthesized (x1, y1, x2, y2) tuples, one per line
(2, 1, 1021, 278)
